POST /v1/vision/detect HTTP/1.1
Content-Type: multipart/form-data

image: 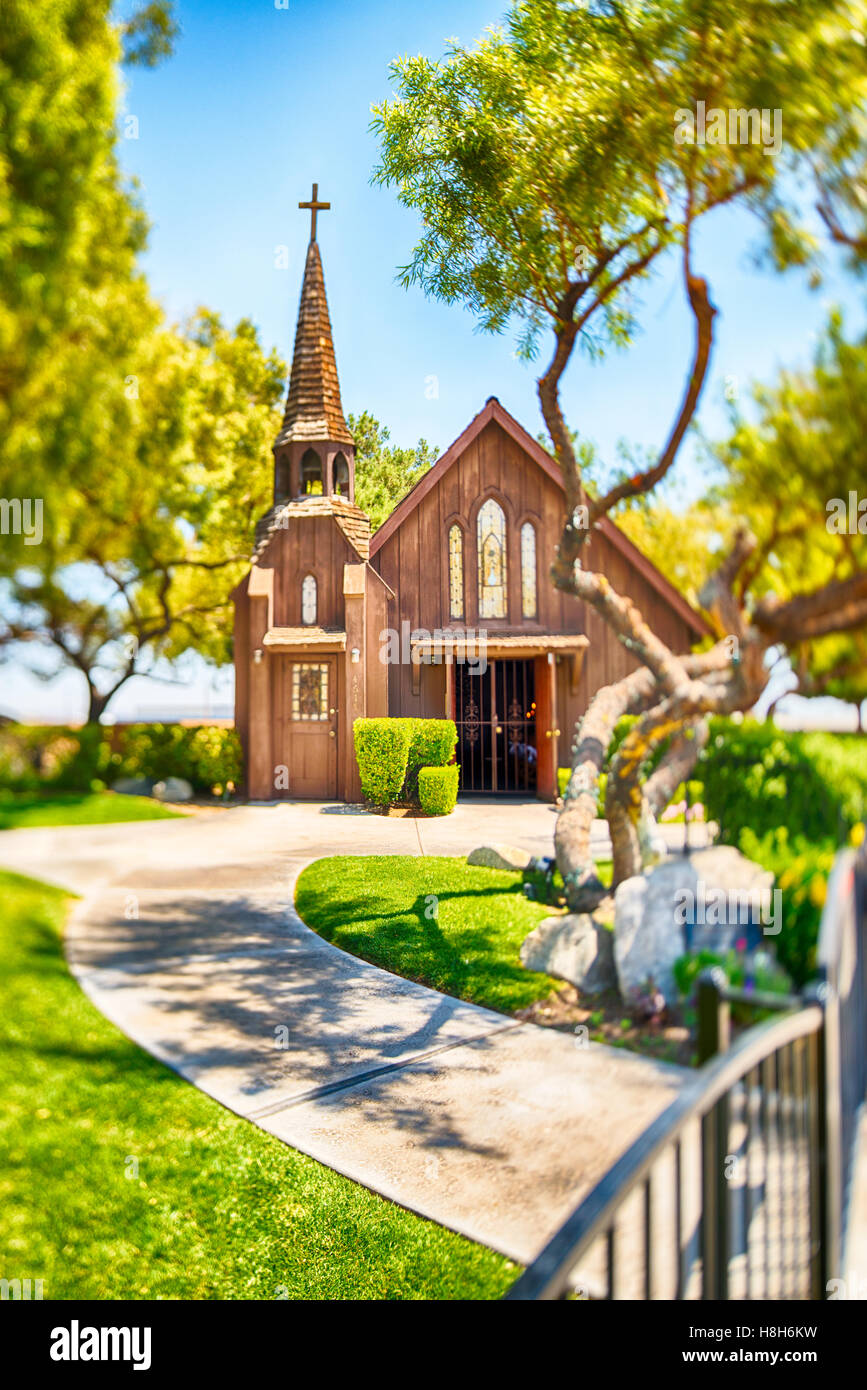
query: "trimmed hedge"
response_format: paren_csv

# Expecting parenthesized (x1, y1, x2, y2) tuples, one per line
(400, 718, 459, 801)
(353, 719, 413, 806)
(0, 723, 242, 795)
(353, 717, 458, 809)
(418, 765, 460, 816)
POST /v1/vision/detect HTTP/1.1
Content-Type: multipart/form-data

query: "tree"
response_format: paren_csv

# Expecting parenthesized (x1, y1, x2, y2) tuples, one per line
(713, 312, 867, 727)
(372, 0, 867, 901)
(0, 313, 286, 720)
(0, 0, 176, 495)
(350, 412, 438, 530)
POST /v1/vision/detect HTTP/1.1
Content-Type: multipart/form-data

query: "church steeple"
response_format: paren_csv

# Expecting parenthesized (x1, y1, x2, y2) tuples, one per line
(273, 184, 355, 503)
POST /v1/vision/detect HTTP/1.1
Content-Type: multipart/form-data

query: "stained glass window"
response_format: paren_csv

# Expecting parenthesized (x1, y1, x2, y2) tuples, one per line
(448, 525, 464, 619)
(292, 663, 328, 721)
(301, 574, 317, 625)
(477, 498, 507, 619)
(521, 522, 537, 619)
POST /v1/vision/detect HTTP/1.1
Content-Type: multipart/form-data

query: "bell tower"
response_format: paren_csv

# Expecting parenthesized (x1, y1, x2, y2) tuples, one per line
(272, 183, 356, 504)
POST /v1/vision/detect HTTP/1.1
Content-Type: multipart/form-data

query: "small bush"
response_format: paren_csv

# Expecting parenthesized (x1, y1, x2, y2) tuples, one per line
(697, 719, 867, 846)
(559, 719, 867, 845)
(0, 723, 242, 796)
(673, 945, 793, 1024)
(737, 826, 837, 986)
(353, 718, 412, 805)
(400, 718, 458, 800)
(418, 765, 459, 816)
(109, 724, 242, 793)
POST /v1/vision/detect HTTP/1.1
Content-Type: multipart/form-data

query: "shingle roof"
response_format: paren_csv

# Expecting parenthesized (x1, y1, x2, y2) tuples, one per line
(275, 239, 354, 449)
(253, 495, 370, 561)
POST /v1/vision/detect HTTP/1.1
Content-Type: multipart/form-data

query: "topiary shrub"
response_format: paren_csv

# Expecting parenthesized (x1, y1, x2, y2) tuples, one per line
(353, 718, 413, 806)
(399, 718, 458, 800)
(418, 765, 459, 816)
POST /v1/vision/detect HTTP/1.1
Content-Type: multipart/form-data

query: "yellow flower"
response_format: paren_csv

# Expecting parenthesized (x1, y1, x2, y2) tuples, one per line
(849, 822, 865, 848)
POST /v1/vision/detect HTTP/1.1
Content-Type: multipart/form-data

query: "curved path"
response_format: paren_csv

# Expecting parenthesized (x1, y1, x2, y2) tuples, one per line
(0, 801, 689, 1265)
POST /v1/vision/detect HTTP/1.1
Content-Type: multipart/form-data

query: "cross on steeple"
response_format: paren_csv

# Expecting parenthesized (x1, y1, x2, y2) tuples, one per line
(299, 182, 330, 242)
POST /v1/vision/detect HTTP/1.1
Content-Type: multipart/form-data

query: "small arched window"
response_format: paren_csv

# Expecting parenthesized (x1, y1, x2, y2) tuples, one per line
(301, 574, 317, 626)
(300, 448, 322, 495)
(477, 498, 507, 619)
(521, 522, 537, 619)
(333, 452, 350, 496)
(448, 525, 464, 620)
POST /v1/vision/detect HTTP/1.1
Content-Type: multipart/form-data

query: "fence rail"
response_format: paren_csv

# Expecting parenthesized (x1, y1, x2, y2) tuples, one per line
(505, 842, 866, 1301)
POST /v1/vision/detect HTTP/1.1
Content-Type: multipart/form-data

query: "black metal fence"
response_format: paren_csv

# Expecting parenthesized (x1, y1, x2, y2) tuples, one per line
(505, 842, 867, 1301)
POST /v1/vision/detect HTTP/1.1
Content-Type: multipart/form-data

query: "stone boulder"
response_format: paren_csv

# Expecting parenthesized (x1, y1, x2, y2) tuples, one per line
(152, 776, 194, 803)
(112, 776, 155, 797)
(613, 847, 776, 1004)
(520, 904, 616, 994)
(467, 844, 532, 872)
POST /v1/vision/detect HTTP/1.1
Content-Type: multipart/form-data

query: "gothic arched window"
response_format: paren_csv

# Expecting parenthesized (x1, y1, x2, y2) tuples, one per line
(477, 498, 507, 619)
(448, 525, 464, 620)
(333, 452, 350, 496)
(301, 574, 317, 626)
(300, 448, 322, 495)
(521, 522, 537, 619)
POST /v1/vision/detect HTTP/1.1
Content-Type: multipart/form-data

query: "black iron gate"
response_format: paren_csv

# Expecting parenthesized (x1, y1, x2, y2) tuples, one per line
(504, 843, 867, 1300)
(455, 659, 537, 794)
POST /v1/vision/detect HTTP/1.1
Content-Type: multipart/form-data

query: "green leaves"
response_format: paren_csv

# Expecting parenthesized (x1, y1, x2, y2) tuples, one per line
(372, 0, 866, 359)
(349, 411, 437, 530)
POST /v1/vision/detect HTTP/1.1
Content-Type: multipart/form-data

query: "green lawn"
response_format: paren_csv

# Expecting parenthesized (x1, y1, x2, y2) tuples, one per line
(0, 790, 182, 830)
(295, 855, 564, 1014)
(0, 869, 515, 1299)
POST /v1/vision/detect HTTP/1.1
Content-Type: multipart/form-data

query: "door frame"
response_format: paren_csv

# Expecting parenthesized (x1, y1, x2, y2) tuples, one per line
(276, 653, 338, 799)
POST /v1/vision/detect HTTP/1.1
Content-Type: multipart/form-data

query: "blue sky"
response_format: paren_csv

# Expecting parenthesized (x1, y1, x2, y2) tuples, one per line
(6, 0, 863, 723)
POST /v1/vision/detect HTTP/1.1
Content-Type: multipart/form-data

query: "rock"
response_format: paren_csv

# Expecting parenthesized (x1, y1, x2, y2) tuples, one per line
(467, 844, 533, 872)
(112, 776, 155, 797)
(613, 847, 777, 1004)
(152, 776, 194, 803)
(520, 908, 616, 994)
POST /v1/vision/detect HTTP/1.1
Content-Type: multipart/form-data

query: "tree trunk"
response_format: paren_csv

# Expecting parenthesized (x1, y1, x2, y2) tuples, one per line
(88, 685, 113, 723)
(555, 667, 659, 909)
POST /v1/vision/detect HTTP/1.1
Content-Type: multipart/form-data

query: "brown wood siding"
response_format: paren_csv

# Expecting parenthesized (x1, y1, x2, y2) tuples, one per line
(370, 418, 696, 722)
(265, 515, 359, 629)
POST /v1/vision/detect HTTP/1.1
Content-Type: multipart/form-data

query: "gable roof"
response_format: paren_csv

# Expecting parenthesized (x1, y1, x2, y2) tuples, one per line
(369, 396, 712, 639)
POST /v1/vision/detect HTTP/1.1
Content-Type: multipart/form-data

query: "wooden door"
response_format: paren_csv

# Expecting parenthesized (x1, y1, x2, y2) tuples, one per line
(276, 656, 338, 799)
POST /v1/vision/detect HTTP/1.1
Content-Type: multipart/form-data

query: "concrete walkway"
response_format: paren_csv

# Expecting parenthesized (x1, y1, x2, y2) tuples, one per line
(0, 801, 692, 1265)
